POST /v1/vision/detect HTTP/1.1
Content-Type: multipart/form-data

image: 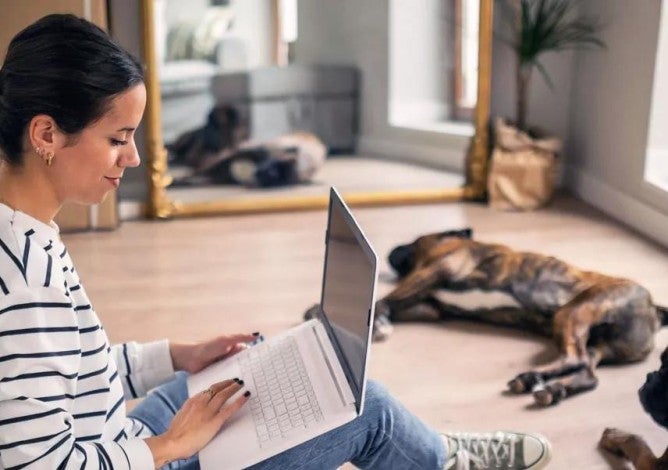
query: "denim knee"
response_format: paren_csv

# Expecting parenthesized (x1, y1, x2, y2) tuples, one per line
(363, 381, 390, 413)
(357, 380, 445, 469)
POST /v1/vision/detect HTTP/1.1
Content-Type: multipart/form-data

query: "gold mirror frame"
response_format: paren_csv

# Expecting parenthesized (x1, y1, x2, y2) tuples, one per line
(140, 0, 492, 218)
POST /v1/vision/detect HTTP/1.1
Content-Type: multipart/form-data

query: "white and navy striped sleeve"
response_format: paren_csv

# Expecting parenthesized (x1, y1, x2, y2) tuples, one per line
(0, 288, 154, 469)
(110, 340, 175, 400)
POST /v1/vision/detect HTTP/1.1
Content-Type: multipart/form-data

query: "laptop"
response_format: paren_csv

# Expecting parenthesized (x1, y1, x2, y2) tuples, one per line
(187, 187, 379, 469)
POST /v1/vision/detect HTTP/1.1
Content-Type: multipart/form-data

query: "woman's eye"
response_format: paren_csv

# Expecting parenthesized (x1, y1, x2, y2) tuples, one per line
(110, 138, 128, 146)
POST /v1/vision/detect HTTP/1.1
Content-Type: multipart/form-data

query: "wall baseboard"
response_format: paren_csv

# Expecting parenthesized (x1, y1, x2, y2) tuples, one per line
(358, 136, 466, 173)
(567, 165, 668, 248)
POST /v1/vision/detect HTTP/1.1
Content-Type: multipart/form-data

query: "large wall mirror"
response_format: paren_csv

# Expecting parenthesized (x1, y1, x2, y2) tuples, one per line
(141, 0, 492, 218)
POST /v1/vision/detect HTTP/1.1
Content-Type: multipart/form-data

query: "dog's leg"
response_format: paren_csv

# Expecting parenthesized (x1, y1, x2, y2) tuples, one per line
(507, 346, 598, 396)
(506, 345, 591, 395)
(507, 356, 583, 394)
(599, 428, 662, 470)
(508, 292, 603, 394)
(382, 264, 444, 313)
(373, 264, 444, 341)
(372, 299, 441, 342)
(532, 351, 603, 406)
(385, 297, 443, 323)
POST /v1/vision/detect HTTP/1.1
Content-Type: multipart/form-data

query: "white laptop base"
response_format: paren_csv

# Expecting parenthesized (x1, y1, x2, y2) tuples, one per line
(187, 319, 357, 470)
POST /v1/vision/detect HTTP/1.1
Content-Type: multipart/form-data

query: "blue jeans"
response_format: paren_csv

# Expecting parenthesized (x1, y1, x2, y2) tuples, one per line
(129, 372, 446, 470)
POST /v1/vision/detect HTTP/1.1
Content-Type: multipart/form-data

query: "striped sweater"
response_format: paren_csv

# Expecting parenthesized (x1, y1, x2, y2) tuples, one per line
(0, 204, 176, 469)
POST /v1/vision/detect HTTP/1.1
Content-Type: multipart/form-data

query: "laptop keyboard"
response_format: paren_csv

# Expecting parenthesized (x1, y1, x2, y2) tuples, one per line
(239, 335, 324, 446)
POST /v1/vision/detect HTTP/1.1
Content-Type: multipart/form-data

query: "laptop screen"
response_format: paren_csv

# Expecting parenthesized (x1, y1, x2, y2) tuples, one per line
(319, 188, 377, 410)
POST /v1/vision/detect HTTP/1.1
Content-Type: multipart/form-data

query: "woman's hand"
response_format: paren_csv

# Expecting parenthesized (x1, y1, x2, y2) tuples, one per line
(145, 379, 250, 467)
(170, 333, 259, 374)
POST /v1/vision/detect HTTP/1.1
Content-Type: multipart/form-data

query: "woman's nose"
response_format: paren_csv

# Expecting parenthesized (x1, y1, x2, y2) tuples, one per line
(118, 142, 141, 168)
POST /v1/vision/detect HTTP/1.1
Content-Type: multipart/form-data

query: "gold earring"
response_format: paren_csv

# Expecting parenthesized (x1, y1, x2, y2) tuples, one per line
(45, 151, 54, 167)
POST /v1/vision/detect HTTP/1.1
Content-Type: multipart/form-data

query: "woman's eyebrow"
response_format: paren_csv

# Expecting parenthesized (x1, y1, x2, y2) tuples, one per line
(116, 127, 135, 132)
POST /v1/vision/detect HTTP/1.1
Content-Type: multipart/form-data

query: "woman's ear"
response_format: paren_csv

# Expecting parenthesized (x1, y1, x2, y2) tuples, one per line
(27, 114, 67, 155)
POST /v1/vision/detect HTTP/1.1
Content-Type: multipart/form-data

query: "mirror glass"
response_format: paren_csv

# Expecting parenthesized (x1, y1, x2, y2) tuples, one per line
(152, 0, 479, 206)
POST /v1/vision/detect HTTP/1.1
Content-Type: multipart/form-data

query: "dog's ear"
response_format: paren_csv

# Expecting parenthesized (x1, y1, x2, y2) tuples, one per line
(203, 104, 243, 152)
(223, 105, 241, 127)
(202, 108, 225, 152)
(439, 228, 473, 239)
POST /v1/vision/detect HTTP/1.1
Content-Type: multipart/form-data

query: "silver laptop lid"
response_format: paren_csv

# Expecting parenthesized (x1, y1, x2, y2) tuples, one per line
(318, 187, 378, 414)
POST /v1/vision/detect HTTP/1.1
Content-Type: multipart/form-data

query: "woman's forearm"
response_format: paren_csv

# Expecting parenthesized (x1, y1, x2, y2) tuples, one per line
(145, 434, 182, 469)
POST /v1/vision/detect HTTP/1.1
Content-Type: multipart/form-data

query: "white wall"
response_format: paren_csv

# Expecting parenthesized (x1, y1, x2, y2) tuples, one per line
(294, 0, 470, 172)
(565, 1, 668, 247)
(490, 0, 576, 162)
(491, 0, 668, 248)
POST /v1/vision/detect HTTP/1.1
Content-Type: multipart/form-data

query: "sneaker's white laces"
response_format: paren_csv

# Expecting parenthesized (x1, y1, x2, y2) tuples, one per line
(444, 449, 485, 470)
(444, 432, 518, 469)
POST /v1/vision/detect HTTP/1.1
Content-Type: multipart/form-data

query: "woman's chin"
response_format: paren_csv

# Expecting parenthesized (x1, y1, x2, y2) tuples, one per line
(70, 191, 112, 207)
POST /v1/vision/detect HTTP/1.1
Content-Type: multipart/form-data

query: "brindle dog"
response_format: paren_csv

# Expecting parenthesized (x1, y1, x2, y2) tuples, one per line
(373, 228, 668, 407)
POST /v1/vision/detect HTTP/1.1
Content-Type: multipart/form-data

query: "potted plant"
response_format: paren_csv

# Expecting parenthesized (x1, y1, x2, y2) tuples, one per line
(488, 0, 605, 210)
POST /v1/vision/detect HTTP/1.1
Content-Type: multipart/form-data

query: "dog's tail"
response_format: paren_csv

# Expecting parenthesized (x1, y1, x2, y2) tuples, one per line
(656, 305, 668, 326)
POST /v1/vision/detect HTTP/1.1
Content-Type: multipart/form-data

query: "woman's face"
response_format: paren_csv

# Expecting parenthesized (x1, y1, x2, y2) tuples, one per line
(50, 84, 146, 205)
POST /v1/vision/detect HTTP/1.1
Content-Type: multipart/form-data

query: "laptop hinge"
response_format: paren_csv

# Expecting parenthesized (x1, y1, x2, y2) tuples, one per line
(311, 323, 356, 407)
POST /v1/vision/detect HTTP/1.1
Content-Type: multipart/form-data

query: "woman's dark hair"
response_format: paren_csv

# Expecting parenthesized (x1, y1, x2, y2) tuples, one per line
(0, 14, 144, 165)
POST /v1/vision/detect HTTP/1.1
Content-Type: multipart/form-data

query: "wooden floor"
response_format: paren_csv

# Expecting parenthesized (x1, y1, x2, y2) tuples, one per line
(64, 194, 668, 469)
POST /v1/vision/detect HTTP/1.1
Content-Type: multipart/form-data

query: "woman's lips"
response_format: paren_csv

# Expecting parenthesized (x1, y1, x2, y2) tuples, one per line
(105, 177, 121, 188)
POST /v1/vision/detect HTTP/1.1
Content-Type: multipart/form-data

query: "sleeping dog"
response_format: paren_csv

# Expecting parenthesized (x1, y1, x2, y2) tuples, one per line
(317, 228, 667, 407)
(169, 104, 327, 187)
(599, 345, 668, 469)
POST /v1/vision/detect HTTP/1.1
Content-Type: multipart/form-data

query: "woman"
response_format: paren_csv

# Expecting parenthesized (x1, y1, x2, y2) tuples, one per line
(0, 14, 551, 470)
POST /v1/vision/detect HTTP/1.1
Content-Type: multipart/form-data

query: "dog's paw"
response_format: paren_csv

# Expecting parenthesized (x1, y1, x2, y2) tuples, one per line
(532, 382, 567, 406)
(303, 303, 321, 321)
(374, 300, 391, 320)
(507, 372, 544, 394)
(598, 428, 635, 458)
(372, 315, 393, 342)
(230, 159, 258, 186)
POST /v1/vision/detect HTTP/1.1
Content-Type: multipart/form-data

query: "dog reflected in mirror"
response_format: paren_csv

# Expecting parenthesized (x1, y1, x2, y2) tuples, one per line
(169, 104, 327, 188)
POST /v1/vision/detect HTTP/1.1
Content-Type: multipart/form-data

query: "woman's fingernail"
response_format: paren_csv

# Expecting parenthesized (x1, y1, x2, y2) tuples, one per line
(233, 377, 240, 383)
(252, 332, 260, 336)
(244, 390, 251, 397)
(237, 379, 245, 386)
